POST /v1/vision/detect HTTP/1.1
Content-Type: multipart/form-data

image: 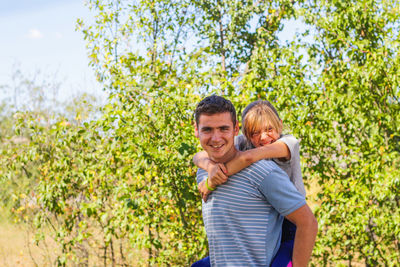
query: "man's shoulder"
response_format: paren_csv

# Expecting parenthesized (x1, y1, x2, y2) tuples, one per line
(196, 168, 208, 184)
(249, 159, 281, 172)
(239, 159, 285, 182)
(197, 168, 207, 175)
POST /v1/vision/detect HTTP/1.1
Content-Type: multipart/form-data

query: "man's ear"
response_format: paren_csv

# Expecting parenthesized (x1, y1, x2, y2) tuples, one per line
(234, 120, 239, 136)
(194, 124, 199, 138)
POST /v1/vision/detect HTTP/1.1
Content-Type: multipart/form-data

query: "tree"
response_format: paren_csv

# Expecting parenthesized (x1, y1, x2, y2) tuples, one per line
(0, 71, 101, 265)
(3, 0, 399, 265)
(300, 0, 400, 265)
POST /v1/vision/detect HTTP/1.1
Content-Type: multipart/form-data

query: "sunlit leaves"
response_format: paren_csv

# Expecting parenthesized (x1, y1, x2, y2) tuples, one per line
(2, 0, 399, 265)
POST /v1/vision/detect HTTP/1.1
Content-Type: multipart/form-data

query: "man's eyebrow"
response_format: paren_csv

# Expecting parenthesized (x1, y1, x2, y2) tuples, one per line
(200, 126, 212, 131)
(200, 125, 231, 131)
(219, 125, 230, 129)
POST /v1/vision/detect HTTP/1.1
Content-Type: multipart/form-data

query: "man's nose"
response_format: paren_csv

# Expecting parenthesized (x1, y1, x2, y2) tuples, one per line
(211, 131, 222, 142)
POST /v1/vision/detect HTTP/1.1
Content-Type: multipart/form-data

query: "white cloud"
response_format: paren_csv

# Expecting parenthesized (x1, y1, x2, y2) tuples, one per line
(27, 29, 43, 39)
(55, 32, 63, 39)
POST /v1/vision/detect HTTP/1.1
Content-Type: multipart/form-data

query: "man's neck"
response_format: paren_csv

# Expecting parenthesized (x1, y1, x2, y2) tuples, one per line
(212, 147, 238, 164)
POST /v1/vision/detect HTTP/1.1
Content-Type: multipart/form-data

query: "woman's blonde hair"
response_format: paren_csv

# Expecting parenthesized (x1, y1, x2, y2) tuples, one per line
(242, 100, 282, 140)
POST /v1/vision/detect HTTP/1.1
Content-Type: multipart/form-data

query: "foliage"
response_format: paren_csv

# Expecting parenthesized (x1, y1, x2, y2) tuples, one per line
(192, 0, 296, 74)
(0, 73, 101, 264)
(1, 0, 399, 266)
(300, 1, 400, 265)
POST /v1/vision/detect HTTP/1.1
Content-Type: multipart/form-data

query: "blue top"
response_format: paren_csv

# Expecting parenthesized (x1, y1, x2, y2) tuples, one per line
(197, 159, 306, 266)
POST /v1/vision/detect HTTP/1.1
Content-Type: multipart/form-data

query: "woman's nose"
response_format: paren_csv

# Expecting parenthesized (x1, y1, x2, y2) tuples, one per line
(260, 131, 268, 140)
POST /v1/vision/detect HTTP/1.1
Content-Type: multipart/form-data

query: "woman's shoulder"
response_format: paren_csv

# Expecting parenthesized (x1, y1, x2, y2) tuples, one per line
(279, 134, 299, 144)
(234, 134, 253, 151)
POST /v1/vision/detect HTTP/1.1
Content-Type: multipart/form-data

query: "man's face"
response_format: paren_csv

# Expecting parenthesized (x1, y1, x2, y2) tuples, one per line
(195, 112, 239, 163)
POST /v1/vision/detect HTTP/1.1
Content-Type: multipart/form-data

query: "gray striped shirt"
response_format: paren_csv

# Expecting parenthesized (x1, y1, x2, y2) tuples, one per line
(197, 159, 305, 266)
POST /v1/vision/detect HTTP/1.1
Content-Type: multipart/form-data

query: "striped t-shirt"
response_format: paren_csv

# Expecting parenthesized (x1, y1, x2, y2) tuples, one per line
(197, 159, 305, 266)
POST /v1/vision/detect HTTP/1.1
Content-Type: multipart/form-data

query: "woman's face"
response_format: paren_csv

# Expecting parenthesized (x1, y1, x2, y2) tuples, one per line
(249, 122, 280, 148)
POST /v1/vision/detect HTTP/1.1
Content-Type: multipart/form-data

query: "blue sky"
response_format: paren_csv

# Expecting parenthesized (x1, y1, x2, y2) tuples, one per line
(0, 1, 305, 105)
(0, 0, 104, 102)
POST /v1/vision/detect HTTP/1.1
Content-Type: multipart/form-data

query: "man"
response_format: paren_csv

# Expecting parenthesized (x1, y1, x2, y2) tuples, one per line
(194, 95, 318, 266)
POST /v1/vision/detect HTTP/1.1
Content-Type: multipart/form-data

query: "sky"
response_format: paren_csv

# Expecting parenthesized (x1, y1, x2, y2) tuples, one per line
(0, 1, 305, 106)
(0, 0, 105, 103)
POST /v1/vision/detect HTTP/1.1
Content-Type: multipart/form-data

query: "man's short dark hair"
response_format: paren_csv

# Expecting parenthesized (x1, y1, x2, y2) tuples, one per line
(194, 95, 237, 126)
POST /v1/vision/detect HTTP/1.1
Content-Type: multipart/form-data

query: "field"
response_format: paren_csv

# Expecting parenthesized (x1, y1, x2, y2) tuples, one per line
(0, 220, 52, 266)
(0, 212, 148, 266)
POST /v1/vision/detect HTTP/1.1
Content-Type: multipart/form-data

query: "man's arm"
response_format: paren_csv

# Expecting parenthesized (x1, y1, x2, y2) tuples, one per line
(285, 204, 318, 267)
(257, 165, 317, 267)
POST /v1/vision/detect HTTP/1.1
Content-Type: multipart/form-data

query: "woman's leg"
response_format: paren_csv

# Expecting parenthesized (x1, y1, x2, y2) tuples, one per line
(191, 256, 211, 267)
(270, 240, 294, 267)
(271, 218, 296, 267)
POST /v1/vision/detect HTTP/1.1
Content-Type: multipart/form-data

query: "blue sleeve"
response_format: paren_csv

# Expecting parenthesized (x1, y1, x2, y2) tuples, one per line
(258, 167, 306, 216)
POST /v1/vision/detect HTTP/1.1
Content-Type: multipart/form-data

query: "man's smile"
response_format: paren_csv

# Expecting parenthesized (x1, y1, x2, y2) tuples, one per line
(210, 144, 224, 149)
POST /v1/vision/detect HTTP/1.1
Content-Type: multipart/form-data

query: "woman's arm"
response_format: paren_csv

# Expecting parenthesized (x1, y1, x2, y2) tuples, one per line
(193, 151, 228, 187)
(225, 140, 291, 176)
(193, 151, 212, 171)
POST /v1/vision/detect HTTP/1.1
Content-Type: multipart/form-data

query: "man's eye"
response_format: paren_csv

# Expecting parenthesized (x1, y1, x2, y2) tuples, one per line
(252, 132, 260, 137)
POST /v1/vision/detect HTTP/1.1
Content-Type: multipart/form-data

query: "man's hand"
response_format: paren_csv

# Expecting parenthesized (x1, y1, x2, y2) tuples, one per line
(206, 161, 228, 188)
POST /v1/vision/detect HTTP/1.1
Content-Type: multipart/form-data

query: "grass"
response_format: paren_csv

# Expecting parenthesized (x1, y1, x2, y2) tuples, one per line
(0, 213, 147, 266)
(0, 219, 53, 267)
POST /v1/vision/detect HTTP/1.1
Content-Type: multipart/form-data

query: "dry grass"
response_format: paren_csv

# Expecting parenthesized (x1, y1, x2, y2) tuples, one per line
(0, 216, 147, 266)
(0, 220, 57, 267)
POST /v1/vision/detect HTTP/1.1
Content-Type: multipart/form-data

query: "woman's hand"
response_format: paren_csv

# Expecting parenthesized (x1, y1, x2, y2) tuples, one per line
(206, 161, 228, 188)
(197, 162, 228, 202)
(198, 180, 211, 202)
